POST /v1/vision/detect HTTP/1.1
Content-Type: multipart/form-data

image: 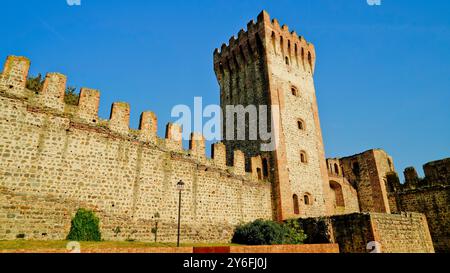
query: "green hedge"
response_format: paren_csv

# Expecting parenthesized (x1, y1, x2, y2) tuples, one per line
(66, 208, 102, 241)
(232, 219, 307, 245)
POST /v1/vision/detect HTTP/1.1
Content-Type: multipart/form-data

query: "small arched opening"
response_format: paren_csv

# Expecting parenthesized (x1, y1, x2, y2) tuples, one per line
(300, 150, 308, 164)
(304, 193, 312, 205)
(297, 119, 305, 130)
(330, 181, 345, 208)
(334, 163, 340, 175)
(256, 168, 262, 180)
(293, 194, 300, 215)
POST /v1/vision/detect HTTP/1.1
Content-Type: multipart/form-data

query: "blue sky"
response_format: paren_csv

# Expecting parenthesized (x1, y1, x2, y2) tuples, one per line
(1, 0, 449, 179)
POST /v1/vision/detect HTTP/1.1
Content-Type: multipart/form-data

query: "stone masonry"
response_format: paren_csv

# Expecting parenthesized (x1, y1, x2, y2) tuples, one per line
(0, 11, 445, 252)
(0, 55, 272, 242)
(214, 10, 329, 221)
(387, 158, 450, 253)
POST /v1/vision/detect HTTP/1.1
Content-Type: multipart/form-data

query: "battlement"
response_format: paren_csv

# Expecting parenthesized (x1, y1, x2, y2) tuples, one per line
(388, 158, 450, 193)
(213, 10, 316, 79)
(0, 54, 270, 182)
(0, 56, 30, 97)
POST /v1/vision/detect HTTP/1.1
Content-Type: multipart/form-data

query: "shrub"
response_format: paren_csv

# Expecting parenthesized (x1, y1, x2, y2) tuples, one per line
(232, 219, 285, 245)
(232, 219, 307, 245)
(297, 217, 331, 244)
(283, 219, 307, 244)
(66, 208, 102, 241)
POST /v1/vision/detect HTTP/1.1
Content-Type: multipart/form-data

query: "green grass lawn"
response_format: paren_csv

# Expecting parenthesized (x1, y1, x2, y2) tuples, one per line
(0, 240, 239, 250)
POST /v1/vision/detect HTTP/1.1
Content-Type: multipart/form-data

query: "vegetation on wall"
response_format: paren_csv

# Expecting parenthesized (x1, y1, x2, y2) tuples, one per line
(231, 219, 307, 245)
(64, 86, 79, 105)
(66, 208, 102, 242)
(26, 74, 79, 105)
(26, 74, 44, 92)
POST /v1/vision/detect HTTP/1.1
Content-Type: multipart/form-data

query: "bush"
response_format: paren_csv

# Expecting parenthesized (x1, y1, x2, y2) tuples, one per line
(66, 208, 102, 241)
(232, 219, 307, 245)
(283, 219, 307, 244)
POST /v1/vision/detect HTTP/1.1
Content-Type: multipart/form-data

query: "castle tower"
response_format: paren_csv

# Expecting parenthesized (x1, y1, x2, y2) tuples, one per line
(214, 11, 331, 220)
(340, 149, 395, 213)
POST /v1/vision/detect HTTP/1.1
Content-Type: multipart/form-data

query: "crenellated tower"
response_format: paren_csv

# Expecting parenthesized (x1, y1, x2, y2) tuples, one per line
(214, 11, 330, 220)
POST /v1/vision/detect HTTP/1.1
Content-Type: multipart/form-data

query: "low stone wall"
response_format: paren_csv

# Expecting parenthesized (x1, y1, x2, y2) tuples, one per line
(0, 247, 194, 253)
(370, 213, 434, 253)
(298, 212, 434, 253)
(193, 244, 339, 253)
(389, 185, 449, 253)
(1, 244, 338, 254)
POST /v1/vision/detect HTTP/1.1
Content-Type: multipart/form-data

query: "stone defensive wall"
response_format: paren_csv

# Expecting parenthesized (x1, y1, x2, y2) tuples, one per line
(298, 212, 435, 253)
(387, 159, 450, 253)
(0, 55, 274, 242)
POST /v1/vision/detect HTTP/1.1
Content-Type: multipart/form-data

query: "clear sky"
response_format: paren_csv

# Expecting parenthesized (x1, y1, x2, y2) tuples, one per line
(1, 0, 449, 179)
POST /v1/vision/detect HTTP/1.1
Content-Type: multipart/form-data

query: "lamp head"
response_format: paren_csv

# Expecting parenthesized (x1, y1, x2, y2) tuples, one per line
(177, 180, 185, 191)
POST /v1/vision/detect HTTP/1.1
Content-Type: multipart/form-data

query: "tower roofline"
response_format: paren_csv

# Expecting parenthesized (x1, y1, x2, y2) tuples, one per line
(213, 10, 316, 74)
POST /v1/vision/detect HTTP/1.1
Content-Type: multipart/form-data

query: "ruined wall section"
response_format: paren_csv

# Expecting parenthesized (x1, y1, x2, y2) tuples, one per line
(340, 149, 394, 213)
(388, 160, 450, 253)
(298, 212, 434, 253)
(326, 158, 360, 215)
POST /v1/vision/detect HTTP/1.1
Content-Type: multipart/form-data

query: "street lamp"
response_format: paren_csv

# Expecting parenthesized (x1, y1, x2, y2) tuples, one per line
(176, 180, 185, 247)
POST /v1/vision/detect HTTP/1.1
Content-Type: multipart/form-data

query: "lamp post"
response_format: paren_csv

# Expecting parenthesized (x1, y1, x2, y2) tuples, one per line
(176, 180, 185, 247)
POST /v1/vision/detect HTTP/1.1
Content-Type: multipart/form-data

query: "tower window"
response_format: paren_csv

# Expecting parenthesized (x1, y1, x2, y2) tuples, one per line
(291, 86, 299, 96)
(297, 119, 305, 130)
(352, 162, 360, 176)
(293, 194, 300, 215)
(262, 158, 269, 178)
(285, 56, 290, 65)
(334, 163, 340, 175)
(256, 168, 262, 180)
(300, 151, 308, 164)
(330, 181, 345, 207)
(304, 193, 312, 205)
(271, 32, 276, 53)
(304, 195, 310, 205)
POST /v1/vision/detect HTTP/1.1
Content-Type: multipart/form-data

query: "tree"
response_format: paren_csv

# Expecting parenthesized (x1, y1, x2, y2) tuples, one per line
(26, 74, 44, 92)
(64, 86, 79, 105)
